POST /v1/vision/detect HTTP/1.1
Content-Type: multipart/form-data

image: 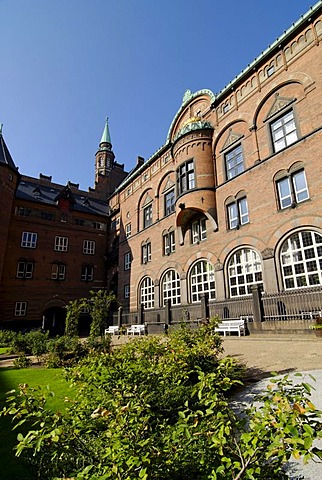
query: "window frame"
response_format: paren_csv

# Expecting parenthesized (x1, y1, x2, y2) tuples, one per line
(162, 269, 181, 306)
(228, 248, 263, 297)
(51, 263, 66, 280)
(163, 230, 175, 255)
(124, 251, 132, 271)
(83, 239, 96, 255)
(54, 236, 69, 252)
(227, 197, 249, 229)
(143, 204, 153, 229)
(125, 223, 132, 238)
(190, 260, 216, 303)
(15, 301, 27, 317)
(280, 230, 322, 290)
(191, 217, 207, 244)
(224, 144, 244, 180)
(276, 170, 309, 210)
(124, 284, 130, 299)
(270, 109, 298, 153)
(81, 264, 94, 282)
(141, 242, 151, 264)
(164, 189, 175, 216)
(16, 260, 34, 279)
(21, 232, 37, 248)
(140, 277, 155, 309)
(176, 159, 195, 196)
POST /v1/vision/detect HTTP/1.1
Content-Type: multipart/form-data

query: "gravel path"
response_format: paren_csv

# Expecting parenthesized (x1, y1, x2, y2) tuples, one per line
(220, 335, 322, 379)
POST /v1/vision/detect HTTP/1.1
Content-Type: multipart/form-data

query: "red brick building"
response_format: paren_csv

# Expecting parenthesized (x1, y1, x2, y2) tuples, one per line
(107, 3, 322, 324)
(1, 3, 322, 331)
(0, 120, 127, 332)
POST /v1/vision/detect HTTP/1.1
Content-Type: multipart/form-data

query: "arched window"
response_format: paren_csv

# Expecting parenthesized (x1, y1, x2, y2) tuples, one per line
(280, 230, 322, 290)
(162, 270, 181, 306)
(228, 248, 263, 296)
(140, 277, 154, 309)
(190, 260, 216, 303)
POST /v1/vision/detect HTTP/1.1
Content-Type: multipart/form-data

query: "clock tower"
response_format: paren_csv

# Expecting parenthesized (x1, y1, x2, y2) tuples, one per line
(94, 118, 127, 199)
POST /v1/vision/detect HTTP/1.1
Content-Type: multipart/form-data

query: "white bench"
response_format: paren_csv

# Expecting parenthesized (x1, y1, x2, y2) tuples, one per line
(215, 319, 245, 337)
(104, 326, 120, 335)
(127, 324, 145, 335)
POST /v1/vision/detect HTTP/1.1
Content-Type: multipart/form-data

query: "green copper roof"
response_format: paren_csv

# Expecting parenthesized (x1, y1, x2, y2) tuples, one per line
(100, 117, 111, 145)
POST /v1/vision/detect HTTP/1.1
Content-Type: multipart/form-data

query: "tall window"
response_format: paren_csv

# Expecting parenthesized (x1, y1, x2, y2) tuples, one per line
(177, 160, 195, 195)
(21, 232, 37, 248)
(140, 277, 154, 309)
(163, 230, 175, 255)
(54, 236, 68, 252)
(81, 265, 93, 281)
(164, 189, 175, 216)
(125, 223, 131, 238)
(228, 248, 263, 297)
(16, 261, 34, 279)
(124, 284, 130, 299)
(162, 270, 181, 306)
(190, 260, 216, 303)
(225, 144, 244, 180)
(15, 301, 27, 316)
(227, 198, 249, 229)
(276, 170, 309, 209)
(280, 230, 322, 290)
(83, 240, 95, 254)
(143, 204, 153, 228)
(124, 252, 132, 270)
(51, 263, 66, 280)
(141, 242, 151, 264)
(191, 218, 207, 244)
(270, 110, 298, 152)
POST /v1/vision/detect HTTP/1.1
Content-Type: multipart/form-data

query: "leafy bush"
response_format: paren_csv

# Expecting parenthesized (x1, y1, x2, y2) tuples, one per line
(13, 354, 32, 369)
(11, 330, 49, 358)
(2, 323, 322, 479)
(45, 335, 86, 368)
(0, 329, 17, 348)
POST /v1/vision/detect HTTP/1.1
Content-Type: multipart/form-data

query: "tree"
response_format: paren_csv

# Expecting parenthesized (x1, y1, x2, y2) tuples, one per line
(88, 290, 116, 339)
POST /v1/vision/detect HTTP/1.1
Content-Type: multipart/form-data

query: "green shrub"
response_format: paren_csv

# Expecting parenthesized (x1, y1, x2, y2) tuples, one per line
(3, 324, 321, 479)
(45, 335, 86, 368)
(0, 329, 17, 348)
(13, 354, 32, 369)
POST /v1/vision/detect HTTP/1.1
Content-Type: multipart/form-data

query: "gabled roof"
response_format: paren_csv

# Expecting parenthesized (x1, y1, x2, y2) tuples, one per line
(0, 127, 18, 170)
(16, 177, 110, 216)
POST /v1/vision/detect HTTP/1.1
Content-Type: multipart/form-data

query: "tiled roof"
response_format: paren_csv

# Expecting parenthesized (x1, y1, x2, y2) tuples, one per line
(16, 177, 110, 216)
(0, 133, 17, 170)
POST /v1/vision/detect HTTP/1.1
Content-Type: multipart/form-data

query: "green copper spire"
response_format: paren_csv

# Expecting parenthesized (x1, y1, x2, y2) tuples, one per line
(100, 117, 111, 145)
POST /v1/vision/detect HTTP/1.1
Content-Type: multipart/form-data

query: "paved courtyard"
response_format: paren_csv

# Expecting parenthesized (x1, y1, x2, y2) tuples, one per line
(220, 335, 322, 379)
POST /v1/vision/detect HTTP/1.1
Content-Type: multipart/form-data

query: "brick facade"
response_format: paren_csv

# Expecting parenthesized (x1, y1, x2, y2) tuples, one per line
(108, 4, 322, 314)
(1, 4, 322, 330)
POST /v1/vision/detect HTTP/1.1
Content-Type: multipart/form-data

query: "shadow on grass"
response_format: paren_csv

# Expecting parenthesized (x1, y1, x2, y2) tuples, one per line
(0, 367, 36, 480)
(0, 365, 76, 480)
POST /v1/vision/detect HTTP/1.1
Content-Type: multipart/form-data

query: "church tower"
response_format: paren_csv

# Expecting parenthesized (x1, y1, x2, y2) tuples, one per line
(95, 117, 115, 182)
(94, 118, 127, 199)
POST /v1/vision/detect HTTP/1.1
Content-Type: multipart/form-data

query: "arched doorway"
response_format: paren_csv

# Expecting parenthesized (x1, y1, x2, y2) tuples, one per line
(42, 299, 66, 336)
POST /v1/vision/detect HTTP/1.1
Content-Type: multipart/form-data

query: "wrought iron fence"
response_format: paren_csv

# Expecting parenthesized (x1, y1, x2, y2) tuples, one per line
(262, 287, 322, 321)
(111, 286, 322, 327)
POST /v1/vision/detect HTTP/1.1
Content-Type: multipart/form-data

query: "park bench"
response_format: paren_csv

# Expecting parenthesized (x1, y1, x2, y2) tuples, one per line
(104, 326, 120, 335)
(215, 319, 246, 337)
(127, 324, 145, 335)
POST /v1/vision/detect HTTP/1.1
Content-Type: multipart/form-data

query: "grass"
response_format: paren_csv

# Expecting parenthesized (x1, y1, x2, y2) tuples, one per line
(0, 367, 76, 480)
(0, 347, 11, 354)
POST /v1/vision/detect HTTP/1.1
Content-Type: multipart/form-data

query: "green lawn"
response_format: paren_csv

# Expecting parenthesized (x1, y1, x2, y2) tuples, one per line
(0, 347, 11, 354)
(0, 367, 76, 480)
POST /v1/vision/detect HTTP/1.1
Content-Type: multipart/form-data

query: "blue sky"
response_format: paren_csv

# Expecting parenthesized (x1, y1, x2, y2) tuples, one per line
(1, 0, 317, 190)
